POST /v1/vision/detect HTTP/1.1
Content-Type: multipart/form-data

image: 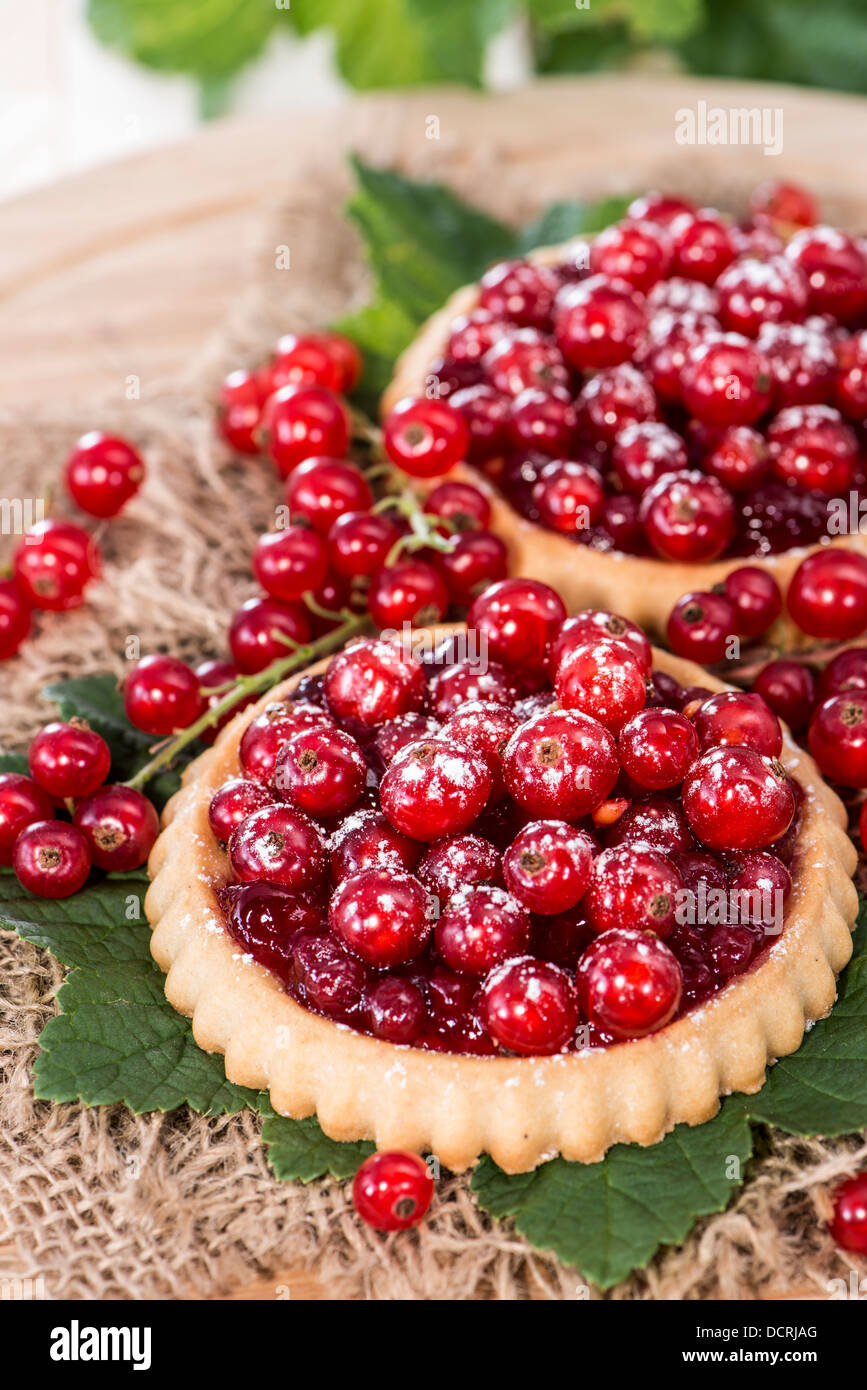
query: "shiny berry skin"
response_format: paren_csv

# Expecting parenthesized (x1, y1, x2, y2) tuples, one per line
(480, 956, 577, 1055)
(590, 219, 673, 292)
(752, 659, 817, 732)
(613, 421, 688, 495)
(123, 654, 204, 736)
(639, 310, 717, 404)
(366, 977, 427, 1044)
(555, 638, 646, 735)
(226, 881, 323, 982)
(808, 694, 867, 787)
(640, 471, 735, 563)
(627, 192, 695, 228)
(65, 431, 146, 517)
(239, 699, 333, 785)
(228, 597, 311, 674)
(750, 179, 818, 231)
(483, 331, 569, 397)
(291, 931, 368, 1019)
(327, 510, 400, 580)
(703, 425, 769, 492)
(509, 388, 577, 456)
(692, 690, 783, 758)
(262, 332, 358, 394)
(503, 821, 594, 915)
(424, 479, 491, 532)
(273, 726, 366, 819)
(352, 1151, 434, 1232)
(329, 808, 420, 881)
(383, 397, 469, 479)
(259, 385, 350, 478)
(817, 647, 867, 700)
(604, 796, 693, 855)
(682, 747, 795, 850)
(532, 459, 604, 533)
(329, 867, 432, 967)
(680, 336, 772, 427)
(28, 721, 111, 799)
(367, 559, 448, 629)
(438, 531, 508, 605)
(618, 708, 699, 790)
(554, 275, 646, 370)
(228, 804, 325, 892)
(0, 773, 54, 865)
(577, 928, 682, 1039)
(442, 699, 520, 799)
(0, 578, 31, 660)
(252, 525, 328, 602)
(727, 850, 791, 925)
(648, 275, 719, 315)
(436, 883, 530, 975)
(467, 578, 566, 678)
(757, 320, 837, 409)
(426, 656, 520, 720)
(380, 738, 492, 842)
(770, 404, 857, 494)
(504, 709, 618, 820)
(479, 258, 558, 329)
(715, 256, 807, 338)
(828, 1172, 867, 1254)
(208, 778, 274, 843)
(584, 844, 682, 939)
(374, 712, 441, 764)
(13, 820, 91, 898)
(666, 592, 737, 665)
(285, 457, 373, 535)
(785, 225, 867, 323)
(14, 520, 101, 612)
(324, 638, 425, 729)
(417, 833, 502, 900)
(448, 309, 509, 364)
(723, 566, 783, 638)
(445, 384, 510, 462)
(669, 209, 735, 285)
(72, 784, 160, 871)
(216, 369, 267, 454)
(834, 330, 867, 421)
(550, 610, 652, 676)
(787, 549, 867, 641)
(576, 362, 658, 446)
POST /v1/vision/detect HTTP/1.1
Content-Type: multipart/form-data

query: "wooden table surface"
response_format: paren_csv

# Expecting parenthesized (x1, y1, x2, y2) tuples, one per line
(3, 72, 866, 1301)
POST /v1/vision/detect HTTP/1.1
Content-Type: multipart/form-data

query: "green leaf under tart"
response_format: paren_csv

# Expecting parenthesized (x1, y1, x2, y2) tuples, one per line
(262, 1111, 375, 1183)
(87, 0, 279, 87)
(471, 1099, 754, 1290)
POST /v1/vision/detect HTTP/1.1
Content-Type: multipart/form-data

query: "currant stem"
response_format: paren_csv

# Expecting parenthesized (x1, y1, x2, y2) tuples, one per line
(123, 610, 371, 792)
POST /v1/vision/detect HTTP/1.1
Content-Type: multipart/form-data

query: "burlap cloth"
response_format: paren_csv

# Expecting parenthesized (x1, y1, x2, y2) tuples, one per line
(1, 126, 866, 1302)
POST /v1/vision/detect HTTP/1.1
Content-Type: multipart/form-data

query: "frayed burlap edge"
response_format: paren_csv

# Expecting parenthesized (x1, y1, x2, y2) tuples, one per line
(1, 131, 866, 1302)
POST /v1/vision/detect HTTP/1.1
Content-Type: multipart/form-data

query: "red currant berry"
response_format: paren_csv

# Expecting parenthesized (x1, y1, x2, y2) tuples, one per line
(330, 867, 432, 967)
(669, 209, 735, 285)
(0, 773, 54, 865)
(291, 931, 368, 1020)
(28, 720, 111, 799)
(727, 850, 791, 925)
(13, 820, 91, 898)
(576, 362, 658, 446)
(374, 712, 441, 764)
(0, 578, 31, 660)
(368, 559, 448, 629)
(817, 647, 867, 701)
(380, 738, 492, 842)
(532, 459, 604, 534)
(680, 335, 772, 427)
(640, 471, 735, 563)
(438, 530, 508, 606)
(274, 726, 366, 819)
(757, 320, 837, 408)
(628, 192, 695, 227)
(65, 431, 145, 517)
(442, 699, 520, 798)
(834, 330, 867, 421)
(549, 610, 652, 676)
(14, 520, 101, 612)
(73, 784, 160, 870)
(702, 425, 769, 491)
(417, 833, 502, 900)
(639, 310, 718, 403)
(590, 219, 673, 292)
(124, 654, 205, 736)
(259, 385, 350, 478)
(618, 707, 699, 790)
(692, 690, 783, 758)
(503, 821, 594, 915)
(752, 659, 816, 731)
(785, 225, 867, 323)
(216, 369, 267, 454)
(447, 384, 510, 462)
(229, 804, 325, 892)
(555, 638, 647, 735)
(604, 796, 694, 854)
(448, 309, 509, 364)
(787, 549, 867, 641)
(223, 880, 321, 981)
(715, 255, 808, 338)
(366, 977, 427, 1045)
(330, 808, 420, 880)
(723, 565, 783, 638)
(228, 597, 311, 674)
(509, 388, 578, 456)
(383, 396, 469, 478)
(468, 577, 566, 678)
(554, 275, 646, 370)
(682, 746, 795, 850)
(828, 1172, 867, 1254)
(480, 956, 578, 1055)
(613, 421, 688, 495)
(424, 479, 490, 532)
(426, 656, 520, 720)
(239, 699, 333, 785)
(324, 638, 425, 729)
(352, 1151, 434, 1232)
(261, 332, 347, 393)
(436, 884, 530, 974)
(577, 928, 682, 1039)
(482, 331, 570, 397)
(479, 258, 559, 329)
(327, 510, 400, 580)
(285, 457, 373, 535)
(767, 404, 857, 493)
(504, 709, 618, 820)
(252, 525, 328, 602)
(585, 845, 682, 939)
(808, 693, 867, 786)
(648, 275, 719, 315)
(667, 591, 737, 665)
(750, 179, 818, 231)
(208, 778, 275, 843)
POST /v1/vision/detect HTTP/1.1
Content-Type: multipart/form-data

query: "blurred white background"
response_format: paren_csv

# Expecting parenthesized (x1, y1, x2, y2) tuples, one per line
(0, 0, 528, 201)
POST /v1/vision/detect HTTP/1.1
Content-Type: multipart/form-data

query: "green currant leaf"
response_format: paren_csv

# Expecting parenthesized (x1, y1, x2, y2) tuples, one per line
(472, 1100, 753, 1290)
(0, 752, 29, 775)
(518, 195, 632, 250)
(528, 0, 702, 41)
(262, 1111, 374, 1182)
(87, 0, 279, 85)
